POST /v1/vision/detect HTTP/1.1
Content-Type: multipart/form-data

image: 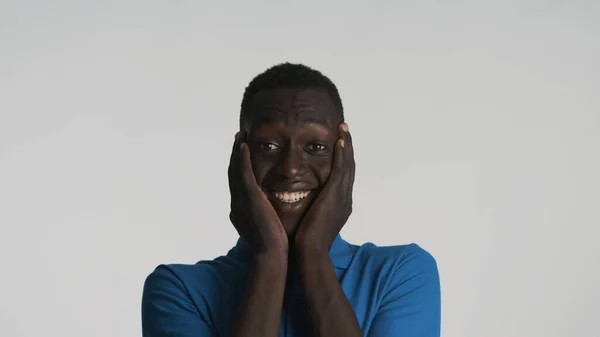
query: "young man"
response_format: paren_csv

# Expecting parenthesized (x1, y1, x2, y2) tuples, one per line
(142, 63, 441, 337)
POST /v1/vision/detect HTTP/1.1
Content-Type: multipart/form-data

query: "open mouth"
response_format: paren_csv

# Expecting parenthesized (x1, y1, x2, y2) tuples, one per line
(272, 191, 312, 203)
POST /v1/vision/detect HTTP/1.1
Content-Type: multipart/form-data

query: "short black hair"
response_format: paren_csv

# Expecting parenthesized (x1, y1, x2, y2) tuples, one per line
(239, 62, 344, 129)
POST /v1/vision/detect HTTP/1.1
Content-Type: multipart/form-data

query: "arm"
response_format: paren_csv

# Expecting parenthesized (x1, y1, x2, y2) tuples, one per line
(231, 251, 287, 337)
(297, 250, 363, 337)
(367, 245, 441, 337)
(143, 132, 290, 337)
(294, 123, 362, 336)
(228, 135, 290, 337)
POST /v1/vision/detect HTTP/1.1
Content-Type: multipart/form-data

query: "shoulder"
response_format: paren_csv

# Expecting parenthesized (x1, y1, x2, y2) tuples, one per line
(142, 255, 245, 309)
(353, 241, 438, 270)
(350, 241, 440, 309)
(349, 241, 439, 287)
(143, 262, 215, 294)
(346, 242, 441, 336)
(145, 255, 236, 282)
(141, 256, 246, 336)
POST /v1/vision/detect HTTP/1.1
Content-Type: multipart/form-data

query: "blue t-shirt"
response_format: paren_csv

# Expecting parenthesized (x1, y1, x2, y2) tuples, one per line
(142, 235, 441, 337)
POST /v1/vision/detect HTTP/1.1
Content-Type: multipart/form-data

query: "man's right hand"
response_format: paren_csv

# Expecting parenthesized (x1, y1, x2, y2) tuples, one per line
(228, 131, 288, 255)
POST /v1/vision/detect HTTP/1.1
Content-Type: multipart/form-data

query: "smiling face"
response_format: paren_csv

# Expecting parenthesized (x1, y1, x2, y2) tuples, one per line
(244, 87, 343, 237)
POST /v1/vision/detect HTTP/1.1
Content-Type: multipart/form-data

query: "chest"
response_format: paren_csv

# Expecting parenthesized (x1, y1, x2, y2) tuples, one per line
(211, 268, 385, 337)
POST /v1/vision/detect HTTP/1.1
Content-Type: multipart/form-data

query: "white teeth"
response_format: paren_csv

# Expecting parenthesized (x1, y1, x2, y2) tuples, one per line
(273, 191, 311, 203)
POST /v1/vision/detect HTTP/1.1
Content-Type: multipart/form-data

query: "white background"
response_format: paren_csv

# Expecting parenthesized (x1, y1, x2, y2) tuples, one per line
(1, 1, 599, 336)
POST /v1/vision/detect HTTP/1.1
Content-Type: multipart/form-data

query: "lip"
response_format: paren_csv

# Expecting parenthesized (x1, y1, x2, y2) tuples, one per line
(270, 189, 312, 193)
(269, 184, 315, 193)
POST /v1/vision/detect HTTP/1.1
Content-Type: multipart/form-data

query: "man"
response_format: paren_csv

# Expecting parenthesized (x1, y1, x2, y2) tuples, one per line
(142, 63, 441, 337)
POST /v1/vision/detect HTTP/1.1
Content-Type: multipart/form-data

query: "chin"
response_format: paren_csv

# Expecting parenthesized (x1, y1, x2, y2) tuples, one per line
(264, 188, 318, 237)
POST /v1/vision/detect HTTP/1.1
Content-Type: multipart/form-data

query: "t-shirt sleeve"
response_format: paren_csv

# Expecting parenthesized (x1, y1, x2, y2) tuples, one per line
(142, 265, 216, 337)
(367, 244, 441, 337)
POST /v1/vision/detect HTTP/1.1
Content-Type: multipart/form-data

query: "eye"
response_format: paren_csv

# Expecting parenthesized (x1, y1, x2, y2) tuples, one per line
(259, 142, 280, 152)
(306, 143, 327, 153)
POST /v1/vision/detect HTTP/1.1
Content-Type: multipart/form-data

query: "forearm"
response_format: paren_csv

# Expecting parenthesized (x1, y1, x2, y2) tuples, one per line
(298, 250, 362, 337)
(231, 251, 288, 337)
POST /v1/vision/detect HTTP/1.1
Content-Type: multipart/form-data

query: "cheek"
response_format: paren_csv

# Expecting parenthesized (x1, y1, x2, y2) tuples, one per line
(250, 154, 272, 184)
(312, 157, 334, 185)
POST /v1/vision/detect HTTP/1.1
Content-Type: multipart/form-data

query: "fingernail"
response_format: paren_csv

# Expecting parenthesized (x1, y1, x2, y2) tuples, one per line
(340, 139, 345, 147)
(341, 123, 349, 132)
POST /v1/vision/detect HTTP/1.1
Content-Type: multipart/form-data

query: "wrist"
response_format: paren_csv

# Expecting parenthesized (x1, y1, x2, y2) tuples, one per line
(294, 240, 330, 258)
(295, 247, 331, 269)
(253, 249, 288, 268)
(294, 233, 329, 254)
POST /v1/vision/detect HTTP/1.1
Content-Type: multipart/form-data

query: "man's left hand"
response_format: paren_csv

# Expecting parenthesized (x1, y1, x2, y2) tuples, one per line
(294, 123, 355, 255)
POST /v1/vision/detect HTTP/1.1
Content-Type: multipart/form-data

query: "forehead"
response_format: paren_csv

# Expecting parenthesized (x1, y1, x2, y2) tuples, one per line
(247, 87, 342, 129)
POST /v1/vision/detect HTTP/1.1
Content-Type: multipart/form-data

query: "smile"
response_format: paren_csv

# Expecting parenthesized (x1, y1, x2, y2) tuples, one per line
(272, 191, 311, 203)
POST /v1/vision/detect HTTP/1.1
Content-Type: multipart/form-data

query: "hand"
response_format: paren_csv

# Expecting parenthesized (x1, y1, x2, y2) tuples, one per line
(228, 131, 289, 255)
(294, 123, 355, 254)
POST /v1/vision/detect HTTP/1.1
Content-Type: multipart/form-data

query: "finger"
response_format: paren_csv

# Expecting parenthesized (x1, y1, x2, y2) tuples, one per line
(339, 123, 356, 188)
(228, 131, 243, 193)
(228, 132, 243, 172)
(326, 136, 345, 187)
(343, 123, 354, 163)
(240, 142, 262, 195)
(339, 123, 354, 165)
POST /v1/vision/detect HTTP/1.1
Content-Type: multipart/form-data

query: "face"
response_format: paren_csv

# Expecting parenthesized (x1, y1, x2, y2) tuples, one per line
(244, 88, 343, 237)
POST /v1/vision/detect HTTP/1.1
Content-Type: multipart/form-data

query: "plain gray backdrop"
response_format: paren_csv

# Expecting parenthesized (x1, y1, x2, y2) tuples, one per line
(1, 1, 599, 336)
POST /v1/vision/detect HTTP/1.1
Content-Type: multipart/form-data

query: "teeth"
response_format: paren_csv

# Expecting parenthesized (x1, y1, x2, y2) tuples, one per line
(273, 191, 311, 203)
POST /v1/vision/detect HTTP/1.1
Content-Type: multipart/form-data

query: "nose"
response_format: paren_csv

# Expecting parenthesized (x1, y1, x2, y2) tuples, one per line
(276, 144, 308, 179)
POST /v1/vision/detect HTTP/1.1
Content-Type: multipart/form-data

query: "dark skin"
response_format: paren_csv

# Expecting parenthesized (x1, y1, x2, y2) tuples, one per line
(228, 88, 361, 337)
